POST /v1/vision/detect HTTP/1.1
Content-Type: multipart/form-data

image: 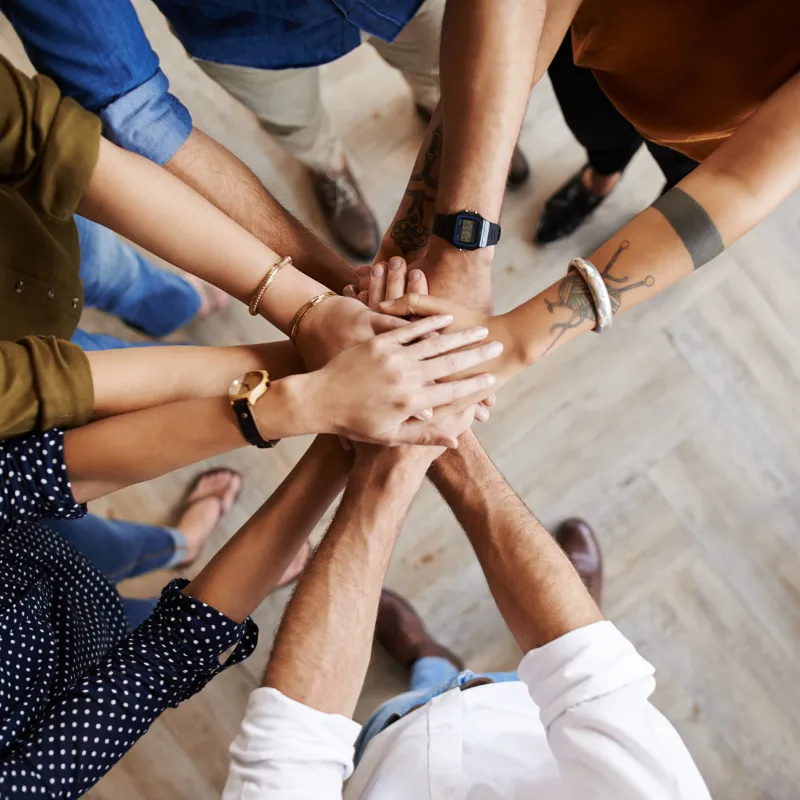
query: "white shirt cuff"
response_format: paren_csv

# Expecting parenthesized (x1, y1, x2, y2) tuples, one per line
(518, 620, 656, 728)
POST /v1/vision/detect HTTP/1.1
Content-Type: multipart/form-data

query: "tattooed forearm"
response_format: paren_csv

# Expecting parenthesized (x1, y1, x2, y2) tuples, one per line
(390, 189, 435, 255)
(651, 187, 724, 270)
(542, 240, 655, 355)
(410, 125, 443, 189)
(389, 125, 443, 255)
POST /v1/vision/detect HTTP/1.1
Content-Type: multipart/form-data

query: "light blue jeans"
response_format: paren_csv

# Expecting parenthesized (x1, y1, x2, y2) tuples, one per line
(354, 657, 519, 764)
(74, 215, 201, 350)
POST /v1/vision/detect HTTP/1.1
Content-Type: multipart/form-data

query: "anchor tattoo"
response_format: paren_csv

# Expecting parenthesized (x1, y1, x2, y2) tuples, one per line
(390, 189, 435, 255)
(542, 240, 655, 356)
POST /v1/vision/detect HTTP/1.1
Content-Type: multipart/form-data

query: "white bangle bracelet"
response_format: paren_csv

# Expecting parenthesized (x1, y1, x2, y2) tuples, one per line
(568, 257, 613, 333)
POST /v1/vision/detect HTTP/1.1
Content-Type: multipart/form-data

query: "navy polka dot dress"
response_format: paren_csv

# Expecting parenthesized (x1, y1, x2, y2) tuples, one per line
(0, 431, 258, 797)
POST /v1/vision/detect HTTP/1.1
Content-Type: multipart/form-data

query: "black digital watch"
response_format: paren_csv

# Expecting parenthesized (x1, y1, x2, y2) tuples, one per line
(432, 211, 501, 250)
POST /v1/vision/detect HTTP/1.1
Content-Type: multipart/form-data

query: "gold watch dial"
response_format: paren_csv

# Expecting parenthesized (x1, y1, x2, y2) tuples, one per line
(228, 370, 266, 400)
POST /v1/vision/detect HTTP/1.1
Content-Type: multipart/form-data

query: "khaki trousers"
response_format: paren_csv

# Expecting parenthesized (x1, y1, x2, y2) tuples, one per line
(194, 0, 444, 173)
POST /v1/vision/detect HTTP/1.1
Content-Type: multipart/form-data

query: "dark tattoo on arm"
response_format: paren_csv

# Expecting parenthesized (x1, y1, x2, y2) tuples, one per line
(651, 187, 724, 270)
(390, 126, 443, 255)
(390, 189, 435, 255)
(542, 240, 655, 355)
(410, 126, 442, 189)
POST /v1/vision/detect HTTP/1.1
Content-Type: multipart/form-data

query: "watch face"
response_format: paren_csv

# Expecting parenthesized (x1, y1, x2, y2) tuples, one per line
(228, 370, 265, 400)
(456, 215, 479, 245)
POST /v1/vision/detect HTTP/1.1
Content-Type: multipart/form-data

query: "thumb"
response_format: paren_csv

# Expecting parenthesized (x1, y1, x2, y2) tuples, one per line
(380, 293, 456, 319)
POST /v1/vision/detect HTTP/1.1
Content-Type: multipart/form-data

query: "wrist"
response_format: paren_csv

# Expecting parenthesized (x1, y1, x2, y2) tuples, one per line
(256, 374, 317, 438)
(353, 447, 430, 488)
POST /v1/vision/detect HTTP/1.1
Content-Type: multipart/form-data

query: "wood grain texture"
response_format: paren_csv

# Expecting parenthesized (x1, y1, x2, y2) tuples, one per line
(2, 3, 800, 797)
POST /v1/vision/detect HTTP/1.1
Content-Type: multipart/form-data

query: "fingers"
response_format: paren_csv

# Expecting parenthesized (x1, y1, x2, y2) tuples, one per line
(368, 263, 388, 310)
(421, 341, 504, 382)
(420, 372, 496, 409)
(482, 393, 496, 408)
(371, 313, 409, 334)
(391, 422, 459, 449)
(474, 404, 490, 423)
(356, 265, 371, 293)
(380, 293, 455, 319)
(343, 284, 357, 298)
(407, 268, 428, 298)
(384, 257, 408, 302)
(379, 313, 454, 344)
(406, 325, 489, 361)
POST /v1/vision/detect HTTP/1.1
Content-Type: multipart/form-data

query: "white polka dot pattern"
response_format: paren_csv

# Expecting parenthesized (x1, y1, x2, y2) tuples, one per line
(0, 431, 258, 797)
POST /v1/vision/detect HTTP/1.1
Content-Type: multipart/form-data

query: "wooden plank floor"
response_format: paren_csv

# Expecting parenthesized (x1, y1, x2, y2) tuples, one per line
(4, 5, 800, 798)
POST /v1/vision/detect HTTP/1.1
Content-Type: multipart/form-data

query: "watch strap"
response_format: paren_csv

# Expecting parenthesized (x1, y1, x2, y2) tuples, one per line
(432, 213, 501, 248)
(232, 398, 278, 449)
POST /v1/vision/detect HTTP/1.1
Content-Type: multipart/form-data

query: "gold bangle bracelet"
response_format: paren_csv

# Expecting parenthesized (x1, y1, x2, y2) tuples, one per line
(289, 291, 336, 345)
(248, 256, 293, 316)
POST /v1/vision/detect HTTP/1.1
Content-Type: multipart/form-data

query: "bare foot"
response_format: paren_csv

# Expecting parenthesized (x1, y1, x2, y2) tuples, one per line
(175, 469, 242, 566)
(182, 273, 231, 319)
(581, 165, 622, 197)
(276, 540, 313, 589)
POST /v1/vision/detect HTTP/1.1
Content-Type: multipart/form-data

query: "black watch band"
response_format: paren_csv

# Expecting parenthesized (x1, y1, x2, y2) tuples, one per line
(232, 398, 278, 449)
(432, 211, 501, 250)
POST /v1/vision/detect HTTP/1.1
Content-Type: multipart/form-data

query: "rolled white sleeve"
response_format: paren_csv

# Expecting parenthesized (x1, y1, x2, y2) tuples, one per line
(223, 688, 361, 800)
(519, 621, 711, 800)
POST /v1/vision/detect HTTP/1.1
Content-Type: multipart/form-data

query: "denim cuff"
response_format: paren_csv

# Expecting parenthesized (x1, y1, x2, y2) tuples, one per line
(99, 69, 192, 165)
(164, 527, 189, 568)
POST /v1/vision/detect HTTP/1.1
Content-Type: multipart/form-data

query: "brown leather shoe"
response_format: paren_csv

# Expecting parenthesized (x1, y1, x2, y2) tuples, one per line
(310, 162, 379, 260)
(376, 589, 464, 671)
(553, 518, 603, 608)
(414, 104, 529, 189)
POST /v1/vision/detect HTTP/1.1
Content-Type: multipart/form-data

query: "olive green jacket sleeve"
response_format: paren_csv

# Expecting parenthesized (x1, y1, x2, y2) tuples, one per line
(0, 53, 100, 220)
(0, 337, 94, 439)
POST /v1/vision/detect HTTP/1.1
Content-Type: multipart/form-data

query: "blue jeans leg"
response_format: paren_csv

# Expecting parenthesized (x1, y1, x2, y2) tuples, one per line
(46, 514, 188, 581)
(76, 215, 201, 338)
(71, 329, 165, 351)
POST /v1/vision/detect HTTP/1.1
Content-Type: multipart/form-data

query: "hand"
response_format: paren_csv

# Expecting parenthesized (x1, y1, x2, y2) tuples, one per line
(296, 315, 501, 447)
(345, 258, 495, 421)
(351, 403, 476, 471)
(366, 237, 494, 313)
(379, 292, 525, 392)
(293, 294, 406, 371)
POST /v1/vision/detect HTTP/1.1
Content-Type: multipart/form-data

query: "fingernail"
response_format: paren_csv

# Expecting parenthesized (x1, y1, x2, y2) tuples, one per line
(486, 374, 497, 385)
(389, 257, 403, 270)
(357, 265, 370, 277)
(420, 408, 432, 420)
(442, 315, 454, 324)
(470, 326, 489, 338)
(343, 285, 355, 296)
(409, 269, 423, 281)
(373, 264, 385, 278)
(488, 342, 504, 355)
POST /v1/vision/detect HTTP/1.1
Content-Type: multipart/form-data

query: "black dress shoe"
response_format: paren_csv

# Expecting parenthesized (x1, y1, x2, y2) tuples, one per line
(535, 166, 610, 244)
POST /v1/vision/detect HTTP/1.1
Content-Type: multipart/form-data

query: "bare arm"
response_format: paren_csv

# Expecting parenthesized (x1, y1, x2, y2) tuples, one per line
(375, 0, 578, 311)
(264, 445, 439, 717)
(382, 71, 800, 387)
(429, 431, 601, 652)
(167, 129, 356, 293)
(185, 435, 350, 621)
(87, 342, 301, 419)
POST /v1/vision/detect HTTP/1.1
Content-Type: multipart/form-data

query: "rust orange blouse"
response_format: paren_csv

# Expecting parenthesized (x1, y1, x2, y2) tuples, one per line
(571, 0, 800, 161)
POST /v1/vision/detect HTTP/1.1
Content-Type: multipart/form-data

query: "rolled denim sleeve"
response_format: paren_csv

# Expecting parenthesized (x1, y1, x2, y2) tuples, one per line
(1, 0, 192, 165)
(99, 68, 192, 165)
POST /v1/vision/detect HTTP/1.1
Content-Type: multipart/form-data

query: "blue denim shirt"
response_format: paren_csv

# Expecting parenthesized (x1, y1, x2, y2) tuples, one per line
(2, 0, 421, 165)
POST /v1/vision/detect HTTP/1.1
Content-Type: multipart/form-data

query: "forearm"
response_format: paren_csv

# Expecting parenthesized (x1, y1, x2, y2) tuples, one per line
(185, 436, 350, 621)
(167, 128, 356, 292)
(66, 374, 322, 503)
(505, 72, 800, 367)
(78, 139, 338, 334)
(265, 453, 427, 716)
(438, 0, 542, 220)
(87, 341, 303, 419)
(429, 431, 601, 652)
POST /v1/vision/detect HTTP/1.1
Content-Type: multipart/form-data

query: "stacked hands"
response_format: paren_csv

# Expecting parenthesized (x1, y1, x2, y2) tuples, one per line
(294, 257, 502, 451)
